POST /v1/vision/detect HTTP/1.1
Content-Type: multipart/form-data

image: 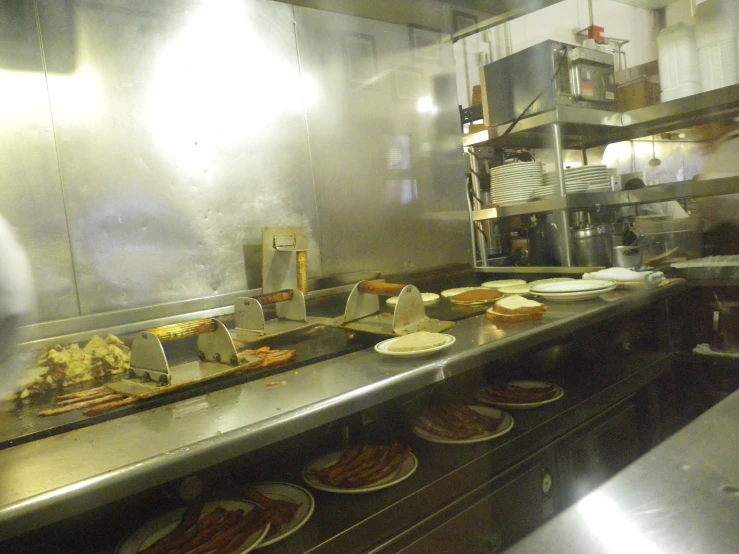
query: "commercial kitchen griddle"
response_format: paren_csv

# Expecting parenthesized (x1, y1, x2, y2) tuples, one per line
(0, 279, 491, 449)
(0, 323, 375, 449)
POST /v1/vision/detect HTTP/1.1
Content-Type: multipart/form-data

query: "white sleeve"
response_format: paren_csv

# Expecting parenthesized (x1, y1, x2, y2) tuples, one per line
(0, 217, 35, 321)
(0, 216, 36, 398)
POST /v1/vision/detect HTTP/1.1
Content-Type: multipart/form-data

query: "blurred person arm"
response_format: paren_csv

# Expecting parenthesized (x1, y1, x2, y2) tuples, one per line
(0, 215, 36, 404)
(692, 122, 739, 254)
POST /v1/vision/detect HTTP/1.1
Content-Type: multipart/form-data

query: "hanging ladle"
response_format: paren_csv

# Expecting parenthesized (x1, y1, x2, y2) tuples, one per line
(648, 135, 661, 167)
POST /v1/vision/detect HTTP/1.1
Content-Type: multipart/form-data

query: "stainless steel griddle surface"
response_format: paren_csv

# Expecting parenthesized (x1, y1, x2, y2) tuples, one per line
(0, 324, 373, 449)
(2, 284, 493, 449)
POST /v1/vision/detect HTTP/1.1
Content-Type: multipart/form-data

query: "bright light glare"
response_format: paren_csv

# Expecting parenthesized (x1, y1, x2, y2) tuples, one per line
(578, 493, 662, 554)
(0, 65, 102, 124)
(146, 0, 317, 172)
(416, 96, 438, 114)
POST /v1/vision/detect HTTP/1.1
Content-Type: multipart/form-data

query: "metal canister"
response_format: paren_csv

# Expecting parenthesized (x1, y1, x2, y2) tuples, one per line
(571, 224, 613, 266)
(612, 245, 643, 268)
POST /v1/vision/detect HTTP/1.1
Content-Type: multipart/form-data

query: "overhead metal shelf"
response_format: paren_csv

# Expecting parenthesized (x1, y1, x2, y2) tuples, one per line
(621, 85, 739, 139)
(462, 105, 622, 150)
(470, 176, 739, 220)
(463, 84, 739, 150)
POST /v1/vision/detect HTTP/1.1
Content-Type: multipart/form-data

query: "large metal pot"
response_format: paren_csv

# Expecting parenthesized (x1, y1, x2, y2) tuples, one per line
(571, 224, 613, 266)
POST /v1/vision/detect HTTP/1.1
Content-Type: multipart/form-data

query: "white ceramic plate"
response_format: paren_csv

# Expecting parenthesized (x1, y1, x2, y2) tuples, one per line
(375, 334, 455, 357)
(248, 482, 314, 549)
(497, 283, 532, 296)
(302, 450, 418, 494)
(475, 381, 564, 410)
(116, 500, 269, 554)
(411, 405, 514, 444)
(528, 277, 575, 287)
(496, 194, 532, 199)
(530, 279, 616, 294)
(481, 279, 527, 290)
(493, 196, 532, 203)
(441, 287, 486, 298)
(491, 161, 542, 172)
(531, 284, 617, 302)
(386, 293, 440, 307)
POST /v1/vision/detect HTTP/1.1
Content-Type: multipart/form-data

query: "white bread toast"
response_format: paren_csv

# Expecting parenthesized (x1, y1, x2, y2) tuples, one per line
(491, 294, 546, 315)
(486, 295, 546, 322)
(486, 310, 544, 322)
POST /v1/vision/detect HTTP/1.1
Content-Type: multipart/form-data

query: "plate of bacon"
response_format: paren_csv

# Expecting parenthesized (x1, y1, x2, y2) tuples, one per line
(116, 499, 269, 554)
(410, 403, 514, 444)
(302, 443, 416, 494)
(475, 381, 564, 410)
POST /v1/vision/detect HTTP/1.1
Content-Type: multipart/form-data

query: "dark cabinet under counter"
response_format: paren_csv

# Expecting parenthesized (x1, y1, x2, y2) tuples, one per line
(390, 451, 559, 554)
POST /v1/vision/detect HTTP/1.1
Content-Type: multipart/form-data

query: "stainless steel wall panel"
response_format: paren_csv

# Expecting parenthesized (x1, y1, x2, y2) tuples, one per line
(295, 6, 469, 277)
(0, 42, 79, 321)
(45, 0, 320, 315)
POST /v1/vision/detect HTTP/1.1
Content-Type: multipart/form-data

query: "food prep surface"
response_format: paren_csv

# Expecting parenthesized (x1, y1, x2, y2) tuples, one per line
(0, 281, 684, 541)
(0, 324, 373, 448)
(2, 280, 495, 449)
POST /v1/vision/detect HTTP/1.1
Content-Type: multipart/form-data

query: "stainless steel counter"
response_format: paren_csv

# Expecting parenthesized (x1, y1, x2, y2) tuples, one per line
(0, 282, 685, 541)
(506, 386, 739, 554)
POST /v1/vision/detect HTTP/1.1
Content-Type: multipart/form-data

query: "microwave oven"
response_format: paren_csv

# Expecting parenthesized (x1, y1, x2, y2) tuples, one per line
(480, 40, 618, 128)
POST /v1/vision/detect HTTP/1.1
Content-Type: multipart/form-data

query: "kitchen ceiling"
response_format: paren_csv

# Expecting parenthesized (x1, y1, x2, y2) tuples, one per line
(273, 0, 566, 36)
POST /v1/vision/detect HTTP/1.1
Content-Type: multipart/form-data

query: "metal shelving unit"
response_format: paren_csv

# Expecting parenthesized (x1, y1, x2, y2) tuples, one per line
(465, 85, 739, 268)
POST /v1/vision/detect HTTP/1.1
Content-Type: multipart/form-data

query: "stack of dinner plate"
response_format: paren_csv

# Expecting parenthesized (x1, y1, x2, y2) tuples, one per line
(542, 166, 611, 194)
(490, 162, 544, 205)
(534, 172, 561, 199)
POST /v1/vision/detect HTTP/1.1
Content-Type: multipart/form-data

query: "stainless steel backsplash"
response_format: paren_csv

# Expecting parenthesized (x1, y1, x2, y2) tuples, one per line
(0, 0, 468, 331)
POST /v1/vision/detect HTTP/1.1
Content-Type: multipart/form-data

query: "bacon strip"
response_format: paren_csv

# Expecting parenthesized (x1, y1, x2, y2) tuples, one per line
(55, 386, 107, 400)
(56, 390, 115, 406)
(312, 443, 410, 488)
(415, 403, 504, 440)
(211, 511, 269, 554)
(481, 383, 558, 403)
(140, 509, 227, 554)
(38, 394, 124, 417)
(137, 501, 206, 554)
(82, 396, 137, 416)
(167, 510, 244, 554)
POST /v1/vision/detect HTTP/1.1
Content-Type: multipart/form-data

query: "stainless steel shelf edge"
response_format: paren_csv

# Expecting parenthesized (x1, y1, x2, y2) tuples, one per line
(463, 84, 739, 149)
(470, 177, 738, 221)
(463, 105, 622, 148)
(625, 176, 739, 204)
(482, 197, 567, 218)
(471, 207, 499, 221)
(0, 283, 686, 541)
(621, 83, 739, 135)
(474, 266, 603, 274)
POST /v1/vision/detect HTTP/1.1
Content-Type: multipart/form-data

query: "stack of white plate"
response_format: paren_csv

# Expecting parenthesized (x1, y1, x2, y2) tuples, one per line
(530, 279, 617, 302)
(535, 173, 561, 199)
(542, 166, 611, 194)
(490, 162, 544, 205)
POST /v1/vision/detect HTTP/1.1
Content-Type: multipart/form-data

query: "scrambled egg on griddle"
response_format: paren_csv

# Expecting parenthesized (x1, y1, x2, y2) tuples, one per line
(19, 335, 130, 398)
